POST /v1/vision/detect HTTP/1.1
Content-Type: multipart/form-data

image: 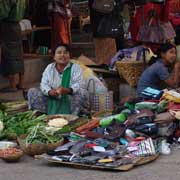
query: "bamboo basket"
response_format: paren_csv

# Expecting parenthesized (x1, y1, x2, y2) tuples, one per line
(116, 60, 144, 87)
(17, 134, 64, 156)
(0, 149, 23, 162)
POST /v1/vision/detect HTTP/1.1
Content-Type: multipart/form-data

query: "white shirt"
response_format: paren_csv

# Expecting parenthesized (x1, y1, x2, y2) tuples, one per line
(40, 62, 86, 96)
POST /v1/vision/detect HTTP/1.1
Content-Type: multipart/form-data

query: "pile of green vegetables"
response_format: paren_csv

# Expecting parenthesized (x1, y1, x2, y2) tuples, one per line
(25, 124, 62, 144)
(1, 101, 28, 115)
(0, 110, 47, 139)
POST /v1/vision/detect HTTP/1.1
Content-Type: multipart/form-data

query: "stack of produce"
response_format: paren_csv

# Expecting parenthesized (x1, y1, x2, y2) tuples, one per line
(0, 110, 47, 140)
(18, 124, 64, 156)
(1, 101, 28, 115)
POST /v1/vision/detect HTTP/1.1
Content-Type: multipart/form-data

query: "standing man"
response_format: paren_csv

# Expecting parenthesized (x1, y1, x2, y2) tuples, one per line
(0, 0, 26, 92)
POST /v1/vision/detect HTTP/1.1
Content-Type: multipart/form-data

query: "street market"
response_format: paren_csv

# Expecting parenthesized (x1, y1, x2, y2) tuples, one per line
(1, 0, 180, 176)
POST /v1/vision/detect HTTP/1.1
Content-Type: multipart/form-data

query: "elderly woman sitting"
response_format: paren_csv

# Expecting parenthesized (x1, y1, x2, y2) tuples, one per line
(27, 44, 88, 115)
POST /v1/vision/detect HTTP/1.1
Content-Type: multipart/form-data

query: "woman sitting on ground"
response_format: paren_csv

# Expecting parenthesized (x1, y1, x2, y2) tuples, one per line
(137, 42, 180, 99)
(27, 44, 88, 115)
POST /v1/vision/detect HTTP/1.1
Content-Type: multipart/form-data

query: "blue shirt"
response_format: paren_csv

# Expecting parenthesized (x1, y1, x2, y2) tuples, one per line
(137, 60, 170, 97)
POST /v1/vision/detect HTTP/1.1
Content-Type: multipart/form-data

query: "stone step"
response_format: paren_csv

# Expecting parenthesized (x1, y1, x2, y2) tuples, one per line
(0, 55, 51, 89)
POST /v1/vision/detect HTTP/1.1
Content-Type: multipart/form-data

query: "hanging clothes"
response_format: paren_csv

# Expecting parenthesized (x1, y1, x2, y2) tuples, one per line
(129, 1, 171, 41)
(48, 0, 72, 52)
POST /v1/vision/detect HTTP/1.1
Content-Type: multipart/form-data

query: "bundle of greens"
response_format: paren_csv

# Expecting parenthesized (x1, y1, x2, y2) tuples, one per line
(0, 110, 47, 139)
(1, 101, 28, 115)
(25, 124, 62, 145)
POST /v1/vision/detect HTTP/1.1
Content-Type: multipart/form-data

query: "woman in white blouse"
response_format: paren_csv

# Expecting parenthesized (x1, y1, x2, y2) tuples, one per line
(27, 44, 88, 115)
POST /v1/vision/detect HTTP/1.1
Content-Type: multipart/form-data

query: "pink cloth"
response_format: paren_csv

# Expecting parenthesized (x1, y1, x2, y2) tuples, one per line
(129, 1, 170, 41)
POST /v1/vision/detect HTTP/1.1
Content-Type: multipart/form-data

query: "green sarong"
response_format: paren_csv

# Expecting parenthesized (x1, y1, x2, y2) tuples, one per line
(47, 63, 73, 115)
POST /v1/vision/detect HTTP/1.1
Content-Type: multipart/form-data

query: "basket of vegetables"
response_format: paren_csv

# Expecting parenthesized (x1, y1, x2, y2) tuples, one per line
(17, 124, 63, 156)
(0, 148, 23, 162)
(0, 110, 47, 140)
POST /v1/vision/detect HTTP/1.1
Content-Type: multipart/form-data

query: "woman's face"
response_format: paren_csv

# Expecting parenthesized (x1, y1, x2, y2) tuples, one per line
(54, 46, 70, 65)
(161, 47, 177, 65)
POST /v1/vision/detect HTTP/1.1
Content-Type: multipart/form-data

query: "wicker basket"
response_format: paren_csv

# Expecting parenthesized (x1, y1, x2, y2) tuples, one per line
(116, 60, 144, 87)
(47, 140, 64, 151)
(0, 148, 23, 162)
(17, 135, 64, 156)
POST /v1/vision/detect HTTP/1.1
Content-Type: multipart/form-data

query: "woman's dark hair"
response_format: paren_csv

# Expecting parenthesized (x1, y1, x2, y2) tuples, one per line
(158, 42, 176, 57)
(53, 43, 71, 55)
(148, 42, 176, 65)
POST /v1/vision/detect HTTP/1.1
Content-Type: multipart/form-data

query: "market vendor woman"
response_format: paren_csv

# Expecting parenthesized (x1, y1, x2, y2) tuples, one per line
(27, 44, 88, 115)
(137, 43, 180, 98)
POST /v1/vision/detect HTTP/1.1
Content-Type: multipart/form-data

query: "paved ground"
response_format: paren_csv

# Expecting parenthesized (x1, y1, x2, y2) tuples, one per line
(0, 148, 180, 180)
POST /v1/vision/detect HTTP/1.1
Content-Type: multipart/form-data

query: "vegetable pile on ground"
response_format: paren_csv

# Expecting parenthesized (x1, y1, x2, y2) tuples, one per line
(25, 124, 62, 145)
(0, 110, 47, 139)
(1, 101, 28, 115)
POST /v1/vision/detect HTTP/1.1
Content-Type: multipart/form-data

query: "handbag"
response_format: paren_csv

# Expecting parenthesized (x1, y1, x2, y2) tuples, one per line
(161, 21, 176, 41)
(92, 0, 115, 14)
(97, 13, 124, 38)
(126, 109, 154, 126)
(87, 79, 113, 112)
(137, 9, 175, 43)
(104, 120, 126, 140)
(154, 112, 175, 123)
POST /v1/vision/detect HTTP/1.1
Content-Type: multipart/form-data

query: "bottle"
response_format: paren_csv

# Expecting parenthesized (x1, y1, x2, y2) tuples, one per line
(115, 113, 127, 123)
(159, 139, 171, 155)
(100, 113, 127, 127)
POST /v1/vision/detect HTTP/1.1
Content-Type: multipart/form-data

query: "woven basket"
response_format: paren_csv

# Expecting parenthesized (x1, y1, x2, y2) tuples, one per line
(47, 140, 64, 151)
(0, 149, 23, 162)
(116, 60, 144, 87)
(17, 135, 64, 156)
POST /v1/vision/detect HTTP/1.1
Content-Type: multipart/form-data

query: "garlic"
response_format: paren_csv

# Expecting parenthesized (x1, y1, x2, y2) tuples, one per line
(48, 118, 68, 128)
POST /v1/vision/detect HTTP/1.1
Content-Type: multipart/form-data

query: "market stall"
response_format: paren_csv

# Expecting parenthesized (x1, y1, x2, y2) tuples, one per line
(0, 88, 180, 172)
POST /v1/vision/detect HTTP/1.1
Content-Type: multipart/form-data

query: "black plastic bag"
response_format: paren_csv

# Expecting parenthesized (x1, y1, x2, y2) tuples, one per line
(97, 13, 124, 38)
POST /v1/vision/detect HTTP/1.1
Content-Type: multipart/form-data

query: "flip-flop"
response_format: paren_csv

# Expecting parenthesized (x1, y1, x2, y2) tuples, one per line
(0, 87, 18, 93)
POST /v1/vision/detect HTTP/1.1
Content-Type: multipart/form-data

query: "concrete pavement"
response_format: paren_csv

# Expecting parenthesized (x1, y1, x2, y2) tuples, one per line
(0, 147, 180, 180)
